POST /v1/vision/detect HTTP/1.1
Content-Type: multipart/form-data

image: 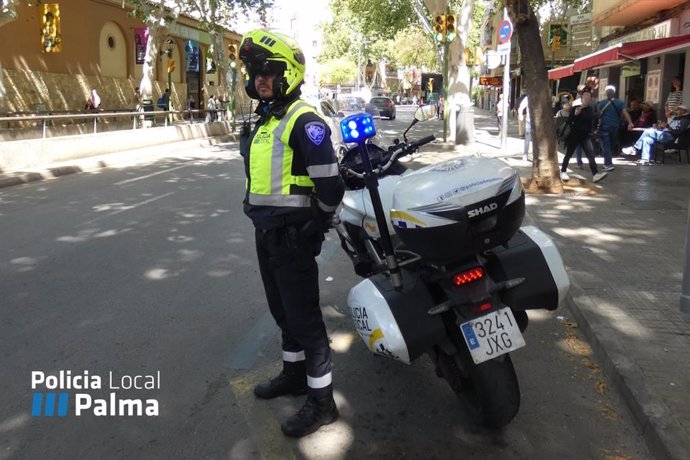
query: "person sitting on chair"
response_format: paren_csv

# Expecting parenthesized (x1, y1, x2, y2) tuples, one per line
(622, 104, 690, 165)
(621, 101, 658, 148)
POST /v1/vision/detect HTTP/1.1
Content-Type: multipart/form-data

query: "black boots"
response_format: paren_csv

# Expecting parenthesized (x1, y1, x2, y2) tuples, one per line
(281, 394, 339, 437)
(253, 372, 307, 399)
(254, 371, 339, 437)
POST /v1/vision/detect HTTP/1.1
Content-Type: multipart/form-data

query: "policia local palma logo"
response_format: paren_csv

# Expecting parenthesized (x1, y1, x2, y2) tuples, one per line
(31, 370, 160, 417)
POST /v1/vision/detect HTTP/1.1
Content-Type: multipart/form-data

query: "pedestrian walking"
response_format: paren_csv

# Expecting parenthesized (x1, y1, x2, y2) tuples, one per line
(238, 29, 345, 438)
(560, 91, 608, 183)
(207, 94, 216, 122)
(596, 85, 634, 171)
(496, 94, 505, 135)
(518, 95, 531, 161)
(133, 87, 143, 128)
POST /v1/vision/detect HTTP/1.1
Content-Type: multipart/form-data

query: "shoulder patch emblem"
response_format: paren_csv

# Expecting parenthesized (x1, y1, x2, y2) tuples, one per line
(305, 121, 326, 146)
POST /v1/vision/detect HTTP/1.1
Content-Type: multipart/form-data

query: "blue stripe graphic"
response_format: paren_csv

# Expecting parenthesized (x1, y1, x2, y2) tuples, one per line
(461, 323, 480, 350)
(32, 393, 43, 416)
(44, 392, 56, 416)
(57, 392, 69, 416)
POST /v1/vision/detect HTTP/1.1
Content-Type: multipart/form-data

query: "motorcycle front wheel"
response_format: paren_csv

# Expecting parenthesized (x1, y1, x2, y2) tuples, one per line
(434, 335, 521, 429)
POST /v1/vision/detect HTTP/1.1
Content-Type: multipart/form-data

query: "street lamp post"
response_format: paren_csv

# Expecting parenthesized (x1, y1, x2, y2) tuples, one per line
(230, 62, 237, 132)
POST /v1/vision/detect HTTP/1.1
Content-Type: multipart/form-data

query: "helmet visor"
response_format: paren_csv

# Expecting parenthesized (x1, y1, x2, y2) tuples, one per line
(246, 60, 285, 77)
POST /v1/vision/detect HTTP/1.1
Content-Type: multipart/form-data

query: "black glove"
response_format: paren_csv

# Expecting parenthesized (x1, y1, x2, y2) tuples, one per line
(239, 122, 251, 158)
(317, 209, 335, 232)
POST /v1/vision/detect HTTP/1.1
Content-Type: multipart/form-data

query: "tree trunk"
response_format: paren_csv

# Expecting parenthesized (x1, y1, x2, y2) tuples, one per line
(423, 0, 474, 143)
(505, 0, 563, 193)
(139, 26, 166, 102)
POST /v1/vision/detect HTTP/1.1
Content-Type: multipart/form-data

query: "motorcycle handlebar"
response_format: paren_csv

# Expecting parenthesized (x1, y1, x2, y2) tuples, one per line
(341, 135, 436, 179)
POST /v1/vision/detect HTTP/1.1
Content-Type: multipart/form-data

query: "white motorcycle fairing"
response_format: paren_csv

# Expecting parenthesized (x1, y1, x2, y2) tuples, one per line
(339, 173, 409, 239)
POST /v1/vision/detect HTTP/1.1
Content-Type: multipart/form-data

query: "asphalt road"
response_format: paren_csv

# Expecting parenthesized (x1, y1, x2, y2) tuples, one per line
(0, 106, 652, 459)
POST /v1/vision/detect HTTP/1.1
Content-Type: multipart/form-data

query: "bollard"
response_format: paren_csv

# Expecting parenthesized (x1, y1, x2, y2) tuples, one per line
(681, 199, 690, 314)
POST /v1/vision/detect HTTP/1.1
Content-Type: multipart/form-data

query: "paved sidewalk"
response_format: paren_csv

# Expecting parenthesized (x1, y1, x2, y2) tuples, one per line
(418, 107, 690, 460)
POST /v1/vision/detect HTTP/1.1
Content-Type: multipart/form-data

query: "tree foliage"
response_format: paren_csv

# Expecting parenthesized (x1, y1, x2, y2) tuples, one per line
(318, 58, 358, 86)
(124, 0, 273, 100)
(390, 26, 439, 70)
(319, 0, 418, 65)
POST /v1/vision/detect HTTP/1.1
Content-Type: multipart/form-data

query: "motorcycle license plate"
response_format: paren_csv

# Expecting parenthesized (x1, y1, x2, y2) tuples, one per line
(460, 308, 526, 365)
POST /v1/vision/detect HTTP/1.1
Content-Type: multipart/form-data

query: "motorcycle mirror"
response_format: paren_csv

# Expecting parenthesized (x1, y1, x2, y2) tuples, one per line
(402, 119, 418, 143)
(414, 104, 437, 121)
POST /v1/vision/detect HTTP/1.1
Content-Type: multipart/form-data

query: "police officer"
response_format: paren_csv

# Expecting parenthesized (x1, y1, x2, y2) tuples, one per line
(238, 30, 345, 437)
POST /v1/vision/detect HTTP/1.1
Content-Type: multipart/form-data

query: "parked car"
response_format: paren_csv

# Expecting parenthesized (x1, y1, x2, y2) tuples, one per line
(335, 95, 369, 117)
(369, 96, 397, 119)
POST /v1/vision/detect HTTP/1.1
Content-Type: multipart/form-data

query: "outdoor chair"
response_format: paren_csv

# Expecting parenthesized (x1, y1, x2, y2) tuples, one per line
(654, 128, 690, 164)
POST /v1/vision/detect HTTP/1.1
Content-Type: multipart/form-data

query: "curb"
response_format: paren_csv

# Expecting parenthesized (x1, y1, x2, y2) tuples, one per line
(564, 283, 689, 460)
(0, 134, 238, 190)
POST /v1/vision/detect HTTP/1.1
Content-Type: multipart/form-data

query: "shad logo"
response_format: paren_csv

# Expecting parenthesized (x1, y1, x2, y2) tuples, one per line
(467, 202, 498, 218)
(31, 370, 160, 417)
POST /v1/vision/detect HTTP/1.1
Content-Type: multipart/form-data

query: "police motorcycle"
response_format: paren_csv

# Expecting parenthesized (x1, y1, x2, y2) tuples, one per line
(334, 106, 570, 428)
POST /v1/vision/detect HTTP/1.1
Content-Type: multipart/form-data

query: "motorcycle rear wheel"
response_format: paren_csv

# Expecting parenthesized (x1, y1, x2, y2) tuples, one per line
(435, 340, 521, 429)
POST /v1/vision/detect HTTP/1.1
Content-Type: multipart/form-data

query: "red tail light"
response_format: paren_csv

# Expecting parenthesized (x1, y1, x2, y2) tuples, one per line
(452, 267, 484, 286)
(472, 302, 492, 313)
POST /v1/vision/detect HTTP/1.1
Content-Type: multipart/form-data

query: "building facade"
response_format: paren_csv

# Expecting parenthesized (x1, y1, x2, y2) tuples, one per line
(0, 0, 242, 114)
(550, 0, 690, 119)
(479, 4, 601, 111)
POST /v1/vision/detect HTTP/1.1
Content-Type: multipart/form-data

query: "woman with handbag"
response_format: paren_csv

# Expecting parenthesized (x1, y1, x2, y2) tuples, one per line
(560, 90, 608, 183)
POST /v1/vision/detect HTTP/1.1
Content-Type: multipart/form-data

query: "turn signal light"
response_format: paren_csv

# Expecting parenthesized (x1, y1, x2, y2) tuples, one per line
(452, 267, 485, 286)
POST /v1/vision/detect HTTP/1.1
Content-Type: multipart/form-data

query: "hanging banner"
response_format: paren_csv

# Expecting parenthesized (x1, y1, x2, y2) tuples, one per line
(135, 28, 148, 64)
(185, 40, 200, 72)
(40, 3, 62, 53)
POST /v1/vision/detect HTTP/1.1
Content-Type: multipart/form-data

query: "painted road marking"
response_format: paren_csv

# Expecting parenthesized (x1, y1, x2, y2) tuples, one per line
(229, 363, 297, 460)
(82, 192, 175, 225)
(225, 311, 277, 371)
(114, 164, 192, 185)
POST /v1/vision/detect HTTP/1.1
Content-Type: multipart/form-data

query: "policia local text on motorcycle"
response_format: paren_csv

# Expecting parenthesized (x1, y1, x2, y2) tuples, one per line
(238, 30, 345, 437)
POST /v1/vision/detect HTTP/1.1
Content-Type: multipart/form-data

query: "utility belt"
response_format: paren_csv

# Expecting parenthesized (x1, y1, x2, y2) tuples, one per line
(257, 219, 324, 257)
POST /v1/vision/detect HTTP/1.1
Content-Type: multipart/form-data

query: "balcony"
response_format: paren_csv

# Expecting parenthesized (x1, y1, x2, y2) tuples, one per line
(593, 0, 686, 26)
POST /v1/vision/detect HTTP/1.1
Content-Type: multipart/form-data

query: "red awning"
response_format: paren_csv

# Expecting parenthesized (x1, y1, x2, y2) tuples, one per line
(548, 64, 574, 80)
(573, 35, 690, 72)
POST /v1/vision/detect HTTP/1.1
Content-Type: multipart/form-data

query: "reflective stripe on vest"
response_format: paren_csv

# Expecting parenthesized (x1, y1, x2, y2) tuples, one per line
(248, 101, 317, 207)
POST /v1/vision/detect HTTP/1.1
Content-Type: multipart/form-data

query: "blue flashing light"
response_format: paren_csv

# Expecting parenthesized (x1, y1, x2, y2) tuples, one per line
(340, 113, 377, 143)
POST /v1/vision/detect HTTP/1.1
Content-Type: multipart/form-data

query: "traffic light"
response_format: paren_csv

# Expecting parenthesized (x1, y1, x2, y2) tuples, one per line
(434, 14, 446, 42)
(167, 59, 175, 73)
(474, 47, 484, 66)
(228, 44, 237, 68)
(552, 35, 561, 51)
(446, 14, 457, 42)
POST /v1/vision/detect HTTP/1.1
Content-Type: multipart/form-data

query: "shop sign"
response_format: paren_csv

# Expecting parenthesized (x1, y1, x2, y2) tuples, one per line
(605, 19, 678, 47)
(569, 13, 591, 26)
(479, 77, 502, 87)
(170, 23, 211, 45)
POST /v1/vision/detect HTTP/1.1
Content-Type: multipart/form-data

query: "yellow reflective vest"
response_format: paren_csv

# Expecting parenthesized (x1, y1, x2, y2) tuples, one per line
(247, 100, 319, 208)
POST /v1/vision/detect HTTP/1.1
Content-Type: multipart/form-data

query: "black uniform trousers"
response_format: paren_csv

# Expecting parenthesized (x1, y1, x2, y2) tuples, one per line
(255, 223, 333, 397)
